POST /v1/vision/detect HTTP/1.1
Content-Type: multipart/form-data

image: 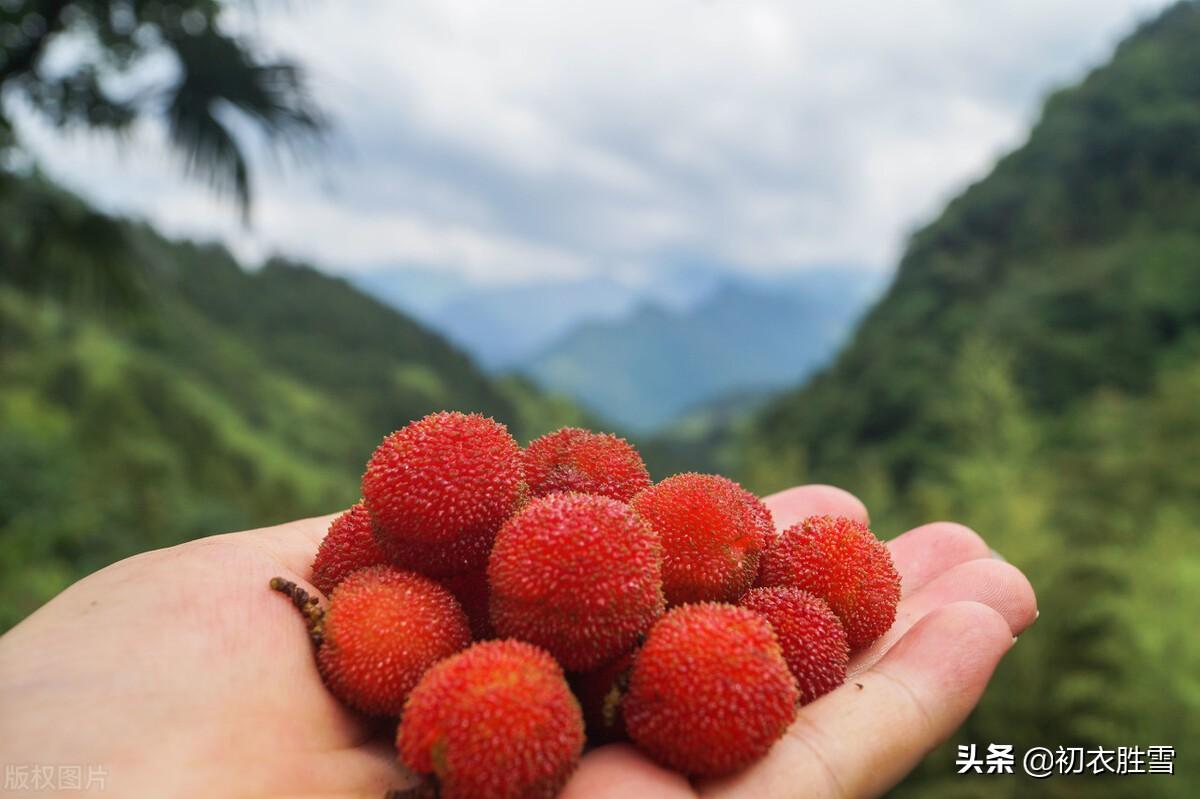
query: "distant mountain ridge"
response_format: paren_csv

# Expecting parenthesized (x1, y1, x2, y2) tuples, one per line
(524, 270, 882, 431)
(355, 264, 731, 370)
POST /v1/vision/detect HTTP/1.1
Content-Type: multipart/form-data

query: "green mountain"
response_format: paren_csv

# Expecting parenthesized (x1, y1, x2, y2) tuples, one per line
(0, 175, 589, 630)
(739, 4, 1200, 795)
(526, 272, 879, 432)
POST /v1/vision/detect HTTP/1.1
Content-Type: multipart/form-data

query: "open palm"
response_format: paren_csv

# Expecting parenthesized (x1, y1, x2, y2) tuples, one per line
(0, 485, 1035, 799)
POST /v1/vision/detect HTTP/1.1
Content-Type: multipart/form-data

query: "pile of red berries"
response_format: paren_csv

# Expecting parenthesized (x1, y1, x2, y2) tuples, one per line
(272, 411, 901, 799)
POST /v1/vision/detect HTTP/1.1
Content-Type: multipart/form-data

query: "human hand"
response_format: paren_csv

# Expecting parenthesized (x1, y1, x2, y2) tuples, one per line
(0, 512, 405, 798)
(0, 484, 1035, 799)
(562, 485, 1038, 799)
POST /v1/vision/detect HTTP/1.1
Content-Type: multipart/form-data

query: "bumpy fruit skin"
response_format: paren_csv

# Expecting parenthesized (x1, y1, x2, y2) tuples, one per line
(757, 515, 901, 651)
(317, 566, 470, 716)
(438, 568, 495, 640)
(739, 586, 849, 704)
(623, 603, 798, 776)
(362, 412, 523, 577)
(522, 427, 651, 502)
(397, 640, 585, 799)
(310, 502, 388, 596)
(488, 493, 664, 671)
(631, 473, 773, 606)
(374, 526, 496, 580)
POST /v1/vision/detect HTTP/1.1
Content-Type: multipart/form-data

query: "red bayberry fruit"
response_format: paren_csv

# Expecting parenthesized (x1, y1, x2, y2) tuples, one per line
(623, 603, 798, 776)
(631, 473, 773, 606)
(310, 502, 388, 596)
(397, 640, 585, 799)
(488, 493, 664, 671)
(310, 566, 470, 716)
(523, 427, 651, 502)
(362, 412, 523, 577)
(757, 515, 901, 651)
(439, 568, 494, 641)
(739, 586, 849, 704)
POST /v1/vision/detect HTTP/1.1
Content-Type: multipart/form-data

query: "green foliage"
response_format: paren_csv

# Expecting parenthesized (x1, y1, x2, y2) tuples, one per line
(0, 179, 584, 631)
(492, 374, 602, 446)
(736, 4, 1200, 795)
(0, 173, 142, 307)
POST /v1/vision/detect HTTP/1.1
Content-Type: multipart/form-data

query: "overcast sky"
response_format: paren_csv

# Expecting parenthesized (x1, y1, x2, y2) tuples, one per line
(13, 0, 1175, 285)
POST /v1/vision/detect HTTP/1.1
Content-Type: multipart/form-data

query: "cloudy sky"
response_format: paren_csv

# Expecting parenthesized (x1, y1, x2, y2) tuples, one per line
(14, 0, 1175, 285)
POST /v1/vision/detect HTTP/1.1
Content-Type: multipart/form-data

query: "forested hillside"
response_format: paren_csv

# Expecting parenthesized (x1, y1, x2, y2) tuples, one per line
(0, 174, 588, 630)
(739, 4, 1200, 795)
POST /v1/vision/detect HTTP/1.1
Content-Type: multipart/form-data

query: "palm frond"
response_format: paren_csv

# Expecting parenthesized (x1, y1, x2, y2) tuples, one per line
(165, 28, 325, 216)
(166, 83, 253, 212)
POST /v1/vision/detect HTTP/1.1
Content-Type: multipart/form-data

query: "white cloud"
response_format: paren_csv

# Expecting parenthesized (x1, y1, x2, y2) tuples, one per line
(11, 0, 1176, 283)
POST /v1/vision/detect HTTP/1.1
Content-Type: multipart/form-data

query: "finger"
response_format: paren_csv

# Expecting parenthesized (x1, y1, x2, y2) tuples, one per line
(702, 601, 1015, 799)
(851, 556, 1037, 674)
(253, 512, 343, 549)
(294, 738, 416, 798)
(887, 522, 992, 597)
(762, 485, 869, 532)
(561, 743, 695, 799)
(241, 512, 343, 577)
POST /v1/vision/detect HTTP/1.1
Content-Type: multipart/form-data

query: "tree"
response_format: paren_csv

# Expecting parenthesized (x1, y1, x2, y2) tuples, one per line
(0, 0, 324, 214)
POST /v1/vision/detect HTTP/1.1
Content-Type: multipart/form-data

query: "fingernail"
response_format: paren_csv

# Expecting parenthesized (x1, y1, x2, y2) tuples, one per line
(1034, 609, 1040, 621)
(1011, 636, 1019, 645)
(989, 548, 1007, 563)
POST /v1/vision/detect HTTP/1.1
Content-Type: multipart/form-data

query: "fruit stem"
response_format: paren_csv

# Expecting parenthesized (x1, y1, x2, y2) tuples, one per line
(269, 577, 325, 646)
